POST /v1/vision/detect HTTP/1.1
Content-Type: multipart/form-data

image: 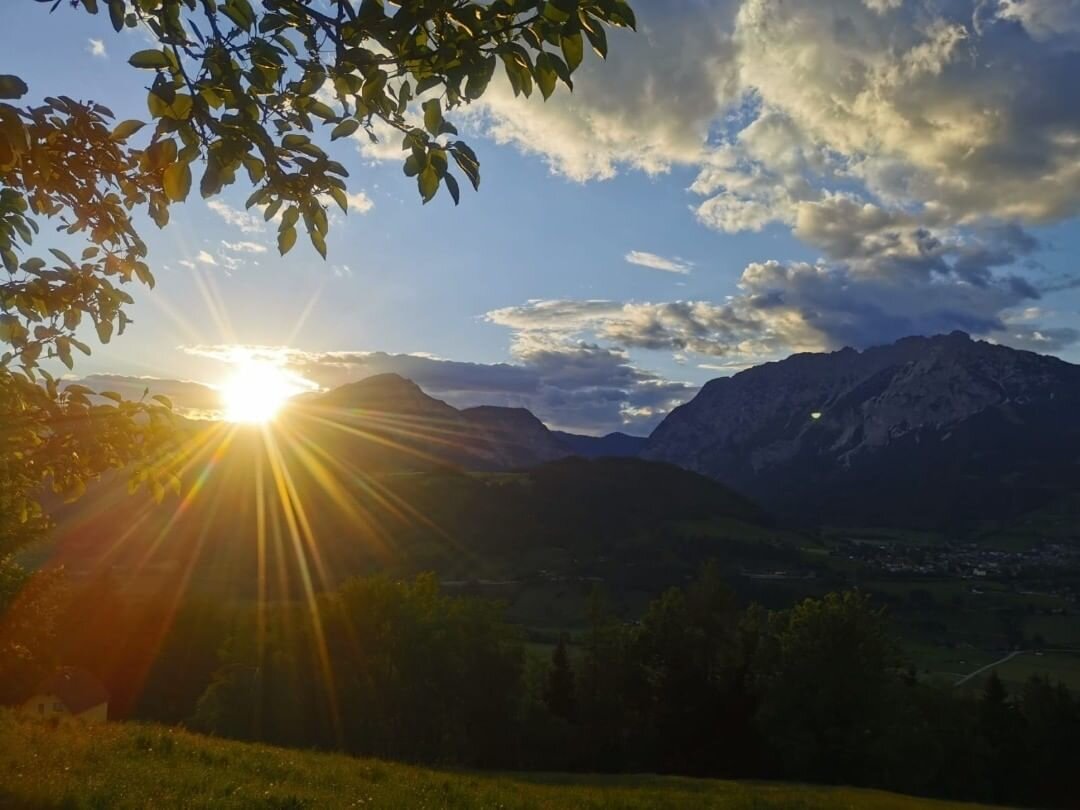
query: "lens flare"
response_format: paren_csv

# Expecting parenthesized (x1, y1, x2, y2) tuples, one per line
(221, 359, 307, 423)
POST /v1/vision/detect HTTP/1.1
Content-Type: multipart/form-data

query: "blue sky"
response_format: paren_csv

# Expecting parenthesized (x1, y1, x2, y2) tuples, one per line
(8, 0, 1080, 433)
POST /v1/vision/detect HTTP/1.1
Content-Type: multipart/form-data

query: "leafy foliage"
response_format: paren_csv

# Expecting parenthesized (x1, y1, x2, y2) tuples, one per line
(543, 633, 576, 721)
(0, 82, 177, 557)
(1, 0, 635, 559)
(64, 0, 636, 253)
(193, 573, 524, 764)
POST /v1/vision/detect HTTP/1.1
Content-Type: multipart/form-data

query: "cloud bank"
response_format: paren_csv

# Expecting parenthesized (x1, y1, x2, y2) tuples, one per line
(180, 344, 695, 434)
(462, 0, 1080, 358)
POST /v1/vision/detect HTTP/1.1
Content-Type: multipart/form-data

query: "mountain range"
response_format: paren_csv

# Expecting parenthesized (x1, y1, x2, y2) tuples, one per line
(291, 332, 1080, 527)
(643, 332, 1080, 526)
(41, 331, 1080, 605)
(284, 373, 644, 471)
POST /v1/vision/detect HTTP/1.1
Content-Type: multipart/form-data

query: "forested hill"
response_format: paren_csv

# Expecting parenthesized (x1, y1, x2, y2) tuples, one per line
(45, 449, 768, 599)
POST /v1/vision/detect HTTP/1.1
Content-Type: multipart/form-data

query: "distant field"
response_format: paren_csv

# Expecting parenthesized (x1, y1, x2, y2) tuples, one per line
(955, 651, 1080, 691)
(0, 711, 999, 810)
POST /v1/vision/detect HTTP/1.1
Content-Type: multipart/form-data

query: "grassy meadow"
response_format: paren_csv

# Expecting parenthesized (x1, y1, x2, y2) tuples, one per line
(0, 711, 1000, 810)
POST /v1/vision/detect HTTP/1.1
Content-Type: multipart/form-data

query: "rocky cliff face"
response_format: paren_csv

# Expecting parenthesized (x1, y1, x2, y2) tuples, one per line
(644, 332, 1080, 525)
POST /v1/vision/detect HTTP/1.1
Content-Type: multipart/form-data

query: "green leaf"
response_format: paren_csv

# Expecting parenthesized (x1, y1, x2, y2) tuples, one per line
(133, 261, 154, 288)
(56, 339, 74, 370)
(0, 75, 29, 100)
(146, 138, 178, 170)
(242, 156, 264, 184)
(278, 225, 297, 255)
(535, 53, 558, 100)
(108, 0, 125, 32)
(1, 248, 16, 274)
(154, 93, 192, 121)
(331, 119, 359, 141)
(128, 50, 171, 70)
(111, 119, 145, 141)
(263, 199, 283, 221)
(152, 394, 173, 409)
(543, 1, 573, 24)
(308, 100, 335, 120)
(309, 229, 327, 259)
(613, 1, 637, 30)
(583, 20, 608, 59)
(95, 319, 114, 344)
(444, 173, 460, 206)
(280, 206, 300, 231)
(465, 57, 497, 100)
(451, 143, 481, 190)
(49, 248, 76, 267)
(282, 133, 310, 149)
(418, 166, 439, 203)
(422, 99, 443, 136)
(220, 0, 255, 31)
(328, 186, 348, 213)
(162, 161, 192, 202)
(561, 32, 584, 72)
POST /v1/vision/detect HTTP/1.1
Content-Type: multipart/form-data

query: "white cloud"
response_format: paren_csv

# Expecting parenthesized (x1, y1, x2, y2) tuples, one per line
(457, 0, 1080, 365)
(352, 114, 415, 162)
(343, 190, 374, 213)
(206, 200, 264, 234)
(730, 0, 1080, 225)
(196, 250, 217, 266)
(997, 0, 1080, 41)
(625, 251, 693, 274)
(486, 221, 1064, 363)
(467, 1, 1080, 237)
(222, 241, 267, 254)
(87, 39, 107, 58)
(461, 0, 741, 181)
(318, 190, 375, 214)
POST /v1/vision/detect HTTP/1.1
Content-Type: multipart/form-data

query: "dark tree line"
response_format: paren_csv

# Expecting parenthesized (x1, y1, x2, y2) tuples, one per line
(4, 567, 1078, 808)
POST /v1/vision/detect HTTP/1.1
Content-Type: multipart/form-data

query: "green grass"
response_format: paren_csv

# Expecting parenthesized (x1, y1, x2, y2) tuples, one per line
(956, 651, 1080, 691)
(0, 711, 1000, 810)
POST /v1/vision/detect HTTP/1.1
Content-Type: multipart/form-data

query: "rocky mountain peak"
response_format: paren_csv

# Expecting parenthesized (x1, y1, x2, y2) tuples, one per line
(644, 333, 1080, 525)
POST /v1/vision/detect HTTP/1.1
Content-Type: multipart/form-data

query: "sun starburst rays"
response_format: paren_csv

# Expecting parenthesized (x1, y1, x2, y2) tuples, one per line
(33, 356, 518, 739)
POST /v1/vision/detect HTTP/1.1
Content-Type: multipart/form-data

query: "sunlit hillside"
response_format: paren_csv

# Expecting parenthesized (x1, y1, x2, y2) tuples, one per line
(0, 711, 999, 810)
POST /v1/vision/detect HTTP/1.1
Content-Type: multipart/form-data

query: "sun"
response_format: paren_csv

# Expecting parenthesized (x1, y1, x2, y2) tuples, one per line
(221, 359, 307, 424)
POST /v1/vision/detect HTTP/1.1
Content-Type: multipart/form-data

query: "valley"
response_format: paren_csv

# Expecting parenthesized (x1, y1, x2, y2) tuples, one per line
(25, 334, 1080, 692)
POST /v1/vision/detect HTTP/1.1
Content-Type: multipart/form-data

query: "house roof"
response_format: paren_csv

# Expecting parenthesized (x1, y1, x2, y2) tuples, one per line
(35, 667, 108, 714)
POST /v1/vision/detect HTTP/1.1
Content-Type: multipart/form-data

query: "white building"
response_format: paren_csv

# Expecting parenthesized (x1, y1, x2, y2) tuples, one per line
(24, 667, 108, 722)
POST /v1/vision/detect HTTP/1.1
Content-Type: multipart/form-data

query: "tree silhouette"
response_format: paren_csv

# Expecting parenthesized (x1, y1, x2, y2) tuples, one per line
(544, 633, 576, 722)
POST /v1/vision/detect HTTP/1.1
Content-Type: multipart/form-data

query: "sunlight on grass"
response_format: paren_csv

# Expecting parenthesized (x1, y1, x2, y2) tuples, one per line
(0, 711, 1000, 810)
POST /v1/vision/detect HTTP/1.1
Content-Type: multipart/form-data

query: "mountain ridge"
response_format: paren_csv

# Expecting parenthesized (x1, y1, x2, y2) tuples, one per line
(290, 372, 645, 469)
(644, 332, 1080, 526)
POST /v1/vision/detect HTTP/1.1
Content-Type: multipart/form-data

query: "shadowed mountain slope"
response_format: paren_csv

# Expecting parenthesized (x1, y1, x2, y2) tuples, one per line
(644, 332, 1080, 526)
